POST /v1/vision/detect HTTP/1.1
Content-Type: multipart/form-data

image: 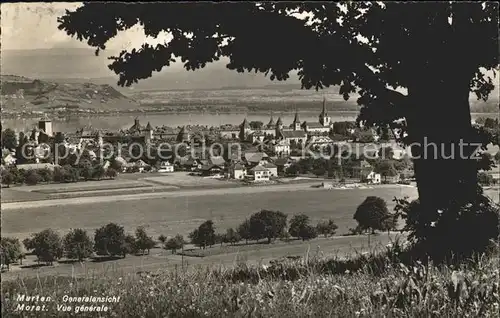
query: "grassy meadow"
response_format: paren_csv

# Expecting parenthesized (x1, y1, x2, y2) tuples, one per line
(2, 242, 499, 317)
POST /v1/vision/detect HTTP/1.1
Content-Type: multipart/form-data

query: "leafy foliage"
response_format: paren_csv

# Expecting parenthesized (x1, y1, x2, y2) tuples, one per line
(24, 170, 41, 186)
(63, 228, 94, 261)
(134, 226, 156, 255)
(1, 128, 18, 150)
(0, 237, 23, 270)
(394, 194, 500, 262)
(23, 229, 63, 265)
(477, 172, 495, 186)
(164, 234, 185, 254)
(1, 169, 14, 187)
(316, 219, 339, 238)
(189, 220, 216, 249)
(354, 196, 390, 233)
(249, 210, 288, 244)
(94, 223, 127, 257)
(225, 228, 241, 245)
(237, 219, 252, 244)
(289, 214, 317, 241)
(106, 167, 118, 179)
(158, 234, 167, 244)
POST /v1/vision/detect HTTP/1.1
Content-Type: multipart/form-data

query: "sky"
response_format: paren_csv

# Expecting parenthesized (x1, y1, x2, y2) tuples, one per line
(1, 2, 497, 93)
(1, 3, 170, 52)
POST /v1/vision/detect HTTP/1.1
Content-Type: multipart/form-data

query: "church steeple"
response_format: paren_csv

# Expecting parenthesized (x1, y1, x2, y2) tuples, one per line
(240, 118, 250, 129)
(267, 113, 275, 128)
(319, 97, 331, 127)
(321, 96, 327, 117)
(292, 109, 301, 131)
(293, 110, 300, 124)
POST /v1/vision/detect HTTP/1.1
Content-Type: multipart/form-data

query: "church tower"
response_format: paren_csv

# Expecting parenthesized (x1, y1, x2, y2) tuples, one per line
(319, 97, 331, 127)
(145, 122, 153, 143)
(267, 113, 275, 128)
(275, 117, 283, 136)
(239, 118, 251, 141)
(292, 110, 301, 131)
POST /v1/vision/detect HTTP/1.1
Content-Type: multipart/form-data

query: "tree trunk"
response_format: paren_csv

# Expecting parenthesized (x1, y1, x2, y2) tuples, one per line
(406, 73, 483, 257)
(408, 79, 476, 207)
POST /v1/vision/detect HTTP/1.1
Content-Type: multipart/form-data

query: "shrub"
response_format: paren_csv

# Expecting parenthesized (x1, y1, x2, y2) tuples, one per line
(1, 170, 14, 187)
(225, 228, 241, 245)
(316, 219, 339, 237)
(63, 228, 93, 261)
(23, 229, 63, 265)
(164, 235, 185, 254)
(135, 226, 155, 255)
(249, 210, 288, 244)
(24, 170, 41, 185)
(300, 225, 318, 240)
(158, 235, 167, 244)
(37, 168, 53, 183)
(189, 220, 216, 249)
(354, 196, 390, 233)
(237, 219, 252, 244)
(106, 168, 117, 179)
(0, 237, 23, 270)
(94, 223, 127, 258)
(289, 214, 314, 240)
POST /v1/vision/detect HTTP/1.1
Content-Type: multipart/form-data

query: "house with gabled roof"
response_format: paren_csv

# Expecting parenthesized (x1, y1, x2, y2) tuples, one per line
(248, 164, 270, 182)
(244, 152, 268, 166)
(209, 156, 226, 169)
(263, 162, 278, 177)
(200, 163, 223, 176)
(229, 162, 246, 179)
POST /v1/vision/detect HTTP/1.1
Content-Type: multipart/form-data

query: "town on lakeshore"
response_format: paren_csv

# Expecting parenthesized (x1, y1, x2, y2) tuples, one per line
(2, 98, 418, 185)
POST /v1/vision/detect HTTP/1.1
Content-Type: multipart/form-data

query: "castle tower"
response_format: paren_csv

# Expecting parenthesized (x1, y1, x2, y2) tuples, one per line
(275, 117, 283, 136)
(319, 97, 331, 127)
(145, 122, 153, 143)
(38, 117, 53, 137)
(96, 130, 104, 148)
(292, 110, 301, 131)
(239, 118, 251, 141)
(267, 113, 275, 128)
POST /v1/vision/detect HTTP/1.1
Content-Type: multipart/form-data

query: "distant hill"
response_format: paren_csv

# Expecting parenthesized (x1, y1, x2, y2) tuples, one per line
(1, 48, 497, 113)
(0, 75, 139, 111)
(1, 48, 301, 91)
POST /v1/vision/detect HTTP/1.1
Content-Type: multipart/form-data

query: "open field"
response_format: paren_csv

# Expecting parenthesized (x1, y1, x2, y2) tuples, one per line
(0, 233, 400, 280)
(2, 185, 418, 241)
(143, 174, 232, 187)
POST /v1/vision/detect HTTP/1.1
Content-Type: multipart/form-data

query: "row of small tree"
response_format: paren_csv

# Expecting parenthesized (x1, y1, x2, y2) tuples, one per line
(1, 196, 396, 269)
(0, 165, 117, 187)
(184, 210, 340, 250)
(0, 225, 157, 270)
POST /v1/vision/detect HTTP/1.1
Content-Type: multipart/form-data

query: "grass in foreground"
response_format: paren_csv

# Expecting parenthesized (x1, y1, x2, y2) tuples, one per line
(2, 243, 499, 317)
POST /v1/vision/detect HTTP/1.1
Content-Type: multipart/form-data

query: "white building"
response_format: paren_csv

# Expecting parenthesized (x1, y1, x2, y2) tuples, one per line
(158, 161, 174, 173)
(229, 162, 246, 179)
(263, 163, 278, 177)
(366, 171, 381, 184)
(248, 165, 270, 182)
(273, 140, 290, 156)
